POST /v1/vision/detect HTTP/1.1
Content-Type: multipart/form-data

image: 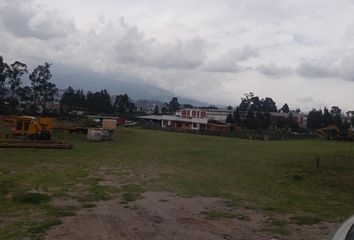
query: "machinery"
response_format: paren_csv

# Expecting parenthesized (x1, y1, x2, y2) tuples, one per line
(11, 116, 53, 140)
(316, 125, 340, 140)
(316, 125, 354, 141)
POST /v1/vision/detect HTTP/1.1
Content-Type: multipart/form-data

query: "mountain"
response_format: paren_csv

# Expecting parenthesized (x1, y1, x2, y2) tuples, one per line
(50, 63, 212, 106)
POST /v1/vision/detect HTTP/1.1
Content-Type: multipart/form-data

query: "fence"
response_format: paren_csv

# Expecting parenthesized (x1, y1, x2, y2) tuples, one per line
(142, 124, 315, 140)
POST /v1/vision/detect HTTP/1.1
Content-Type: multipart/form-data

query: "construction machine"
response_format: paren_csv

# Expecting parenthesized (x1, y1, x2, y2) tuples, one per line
(10, 116, 53, 140)
(316, 125, 354, 141)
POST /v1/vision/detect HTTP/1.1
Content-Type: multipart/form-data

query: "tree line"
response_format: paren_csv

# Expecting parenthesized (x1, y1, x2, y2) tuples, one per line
(60, 87, 137, 117)
(306, 107, 353, 131)
(1, 55, 353, 131)
(0, 55, 137, 117)
(224, 92, 302, 131)
(224, 92, 353, 132)
(0, 56, 57, 115)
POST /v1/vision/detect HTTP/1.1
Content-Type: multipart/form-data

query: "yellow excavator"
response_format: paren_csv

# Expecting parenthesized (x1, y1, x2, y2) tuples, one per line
(316, 125, 354, 141)
(10, 116, 53, 140)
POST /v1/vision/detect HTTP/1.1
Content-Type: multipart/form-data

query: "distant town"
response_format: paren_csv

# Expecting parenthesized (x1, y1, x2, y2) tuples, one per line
(1, 56, 354, 140)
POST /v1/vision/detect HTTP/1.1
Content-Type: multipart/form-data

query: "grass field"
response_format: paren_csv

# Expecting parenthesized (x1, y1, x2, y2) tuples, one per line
(1, 123, 354, 239)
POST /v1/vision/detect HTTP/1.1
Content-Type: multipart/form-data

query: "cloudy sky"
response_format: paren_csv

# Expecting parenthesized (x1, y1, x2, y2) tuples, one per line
(1, 0, 354, 111)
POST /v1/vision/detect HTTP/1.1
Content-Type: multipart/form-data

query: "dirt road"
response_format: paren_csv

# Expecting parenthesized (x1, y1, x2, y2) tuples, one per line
(45, 192, 336, 240)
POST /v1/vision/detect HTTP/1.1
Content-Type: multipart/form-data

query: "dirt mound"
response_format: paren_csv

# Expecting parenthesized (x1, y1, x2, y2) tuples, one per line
(45, 192, 336, 240)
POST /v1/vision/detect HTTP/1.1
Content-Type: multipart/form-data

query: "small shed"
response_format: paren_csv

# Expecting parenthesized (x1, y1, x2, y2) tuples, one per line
(87, 128, 114, 141)
(102, 119, 117, 130)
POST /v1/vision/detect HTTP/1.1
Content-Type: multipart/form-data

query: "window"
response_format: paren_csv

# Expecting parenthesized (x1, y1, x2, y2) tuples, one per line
(24, 122, 30, 131)
(16, 122, 22, 130)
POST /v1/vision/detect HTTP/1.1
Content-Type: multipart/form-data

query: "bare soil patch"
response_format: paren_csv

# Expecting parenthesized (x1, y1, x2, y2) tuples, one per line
(44, 192, 337, 240)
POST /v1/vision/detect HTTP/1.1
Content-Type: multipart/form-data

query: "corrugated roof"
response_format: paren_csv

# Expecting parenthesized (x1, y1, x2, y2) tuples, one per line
(137, 115, 208, 124)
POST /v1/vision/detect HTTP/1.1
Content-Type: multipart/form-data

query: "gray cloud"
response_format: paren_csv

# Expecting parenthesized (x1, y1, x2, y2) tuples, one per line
(0, 0, 75, 40)
(339, 54, 354, 81)
(296, 53, 354, 81)
(2, 0, 354, 110)
(296, 61, 338, 79)
(256, 63, 293, 77)
(113, 20, 206, 69)
(203, 46, 258, 73)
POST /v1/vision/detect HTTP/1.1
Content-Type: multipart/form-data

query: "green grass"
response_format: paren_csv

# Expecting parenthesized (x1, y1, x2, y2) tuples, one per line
(118, 184, 145, 203)
(1, 123, 354, 239)
(12, 192, 51, 205)
(27, 219, 63, 240)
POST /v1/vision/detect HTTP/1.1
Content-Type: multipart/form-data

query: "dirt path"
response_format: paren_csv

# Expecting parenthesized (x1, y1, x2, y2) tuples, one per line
(45, 192, 337, 240)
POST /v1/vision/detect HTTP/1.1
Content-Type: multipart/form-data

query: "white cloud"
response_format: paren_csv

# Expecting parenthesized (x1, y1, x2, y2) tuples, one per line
(203, 46, 258, 73)
(0, 0, 75, 39)
(1, 0, 354, 110)
(296, 51, 354, 82)
(256, 63, 293, 77)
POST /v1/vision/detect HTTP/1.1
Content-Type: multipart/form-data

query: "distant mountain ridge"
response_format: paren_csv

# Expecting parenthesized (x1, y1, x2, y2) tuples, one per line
(50, 64, 212, 106)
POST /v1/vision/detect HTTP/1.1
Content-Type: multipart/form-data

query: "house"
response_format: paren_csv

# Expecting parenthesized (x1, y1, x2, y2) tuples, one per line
(269, 112, 307, 128)
(175, 108, 233, 122)
(138, 108, 230, 133)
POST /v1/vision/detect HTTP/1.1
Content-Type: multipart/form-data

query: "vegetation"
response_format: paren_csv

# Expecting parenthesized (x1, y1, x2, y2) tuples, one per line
(0, 55, 137, 117)
(0, 56, 58, 115)
(29, 63, 57, 115)
(226, 92, 297, 131)
(1, 124, 354, 239)
(307, 106, 351, 131)
(1, 55, 353, 135)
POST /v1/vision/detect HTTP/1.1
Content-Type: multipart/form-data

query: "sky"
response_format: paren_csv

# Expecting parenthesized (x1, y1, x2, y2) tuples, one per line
(1, 0, 354, 111)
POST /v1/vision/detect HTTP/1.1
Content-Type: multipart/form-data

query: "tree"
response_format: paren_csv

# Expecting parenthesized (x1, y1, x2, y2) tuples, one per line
(287, 112, 299, 131)
(153, 105, 159, 115)
(0, 56, 9, 101)
(8, 61, 28, 97)
(29, 63, 57, 115)
(239, 92, 254, 111)
(17, 86, 33, 102)
(86, 90, 112, 115)
(17, 86, 36, 114)
(161, 105, 169, 114)
(239, 93, 277, 113)
(244, 110, 256, 130)
(279, 103, 290, 113)
(261, 112, 272, 130)
(261, 97, 277, 112)
(322, 107, 333, 127)
(226, 113, 235, 123)
(330, 106, 343, 128)
(168, 97, 180, 113)
(113, 94, 136, 115)
(255, 111, 263, 130)
(330, 106, 342, 117)
(249, 96, 262, 112)
(233, 108, 242, 126)
(307, 109, 323, 130)
(60, 87, 86, 115)
(227, 105, 233, 111)
(275, 116, 287, 130)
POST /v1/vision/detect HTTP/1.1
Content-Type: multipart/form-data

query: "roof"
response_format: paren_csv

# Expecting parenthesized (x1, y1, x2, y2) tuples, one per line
(15, 116, 36, 121)
(137, 115, 208, 124)
(269, 112, 307, 117)
(178, 108, 232, 113)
